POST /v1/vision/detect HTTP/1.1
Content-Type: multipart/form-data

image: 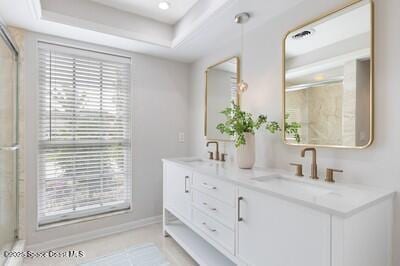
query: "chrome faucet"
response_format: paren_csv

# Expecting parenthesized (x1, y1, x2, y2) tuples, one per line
(301, 147, 319, 179)
(206, 141, 220, 161)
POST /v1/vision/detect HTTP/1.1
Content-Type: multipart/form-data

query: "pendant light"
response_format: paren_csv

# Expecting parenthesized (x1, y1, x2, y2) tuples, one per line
(235, 12, 250, 94)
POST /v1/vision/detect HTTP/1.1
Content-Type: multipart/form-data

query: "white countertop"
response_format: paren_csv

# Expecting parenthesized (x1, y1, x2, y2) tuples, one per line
(163, 157, 395, 217)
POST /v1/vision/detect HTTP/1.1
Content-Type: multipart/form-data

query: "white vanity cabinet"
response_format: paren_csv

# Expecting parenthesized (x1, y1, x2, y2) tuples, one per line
(163, 163, 192, 221)
(236, 187, 331, 266)
(162, 159, 394, 266)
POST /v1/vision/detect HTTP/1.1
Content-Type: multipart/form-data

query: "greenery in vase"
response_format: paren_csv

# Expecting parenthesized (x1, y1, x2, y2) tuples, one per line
(216, 102, 301, 147)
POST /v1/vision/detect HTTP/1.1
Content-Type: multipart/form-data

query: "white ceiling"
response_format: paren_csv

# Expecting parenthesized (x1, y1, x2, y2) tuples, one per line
(89, 0, 199, 24)
(0, 0, 306, 62)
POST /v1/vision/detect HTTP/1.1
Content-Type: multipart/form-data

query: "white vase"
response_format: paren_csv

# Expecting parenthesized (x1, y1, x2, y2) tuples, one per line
(236, 132, 255, 169)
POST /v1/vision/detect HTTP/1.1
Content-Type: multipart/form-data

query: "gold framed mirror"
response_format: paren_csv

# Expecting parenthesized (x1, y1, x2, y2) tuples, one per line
(205, 56, 240, 141)
(283, 0, 374, 149)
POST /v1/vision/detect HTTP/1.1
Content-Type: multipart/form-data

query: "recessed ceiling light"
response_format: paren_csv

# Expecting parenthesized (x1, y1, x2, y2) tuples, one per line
(158, 1, 171, 10)
(314, 74, 325, 81)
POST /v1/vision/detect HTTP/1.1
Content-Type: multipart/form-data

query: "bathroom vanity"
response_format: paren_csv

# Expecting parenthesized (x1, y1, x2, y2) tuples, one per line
(162, 158, 394, 266)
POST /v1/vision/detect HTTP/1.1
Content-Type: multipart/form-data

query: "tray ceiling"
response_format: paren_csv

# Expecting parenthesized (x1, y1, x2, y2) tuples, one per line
(90, 0, 199, 24)
(0, 0, 307, 62)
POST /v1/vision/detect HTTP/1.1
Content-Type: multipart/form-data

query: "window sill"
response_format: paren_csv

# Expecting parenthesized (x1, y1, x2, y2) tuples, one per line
(36, 208, 132, 231)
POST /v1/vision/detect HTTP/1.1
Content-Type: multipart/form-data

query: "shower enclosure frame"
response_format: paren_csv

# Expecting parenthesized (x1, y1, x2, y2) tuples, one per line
(0, 19, 22, 265)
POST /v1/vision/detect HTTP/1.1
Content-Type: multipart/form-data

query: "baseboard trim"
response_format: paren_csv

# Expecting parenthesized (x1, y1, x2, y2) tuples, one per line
(5, 240, 26, 266)
(26, 215, 162, 252)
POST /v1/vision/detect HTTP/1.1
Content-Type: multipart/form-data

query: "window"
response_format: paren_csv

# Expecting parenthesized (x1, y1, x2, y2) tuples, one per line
(38, 42, 132, 226)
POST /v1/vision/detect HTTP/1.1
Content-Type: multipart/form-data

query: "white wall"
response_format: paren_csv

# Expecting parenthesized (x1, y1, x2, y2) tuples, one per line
(188, 0, 400, 265)
(23, 31, 190, 246)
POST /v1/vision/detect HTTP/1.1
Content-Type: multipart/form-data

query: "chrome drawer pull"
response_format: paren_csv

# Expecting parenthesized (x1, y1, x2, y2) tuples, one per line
(202, 222, 217, 232)
(238, 196, 244, 222)
(201, 182, 217, 190)
(184, 176, 189, 193)
(202, 202, 217, 211)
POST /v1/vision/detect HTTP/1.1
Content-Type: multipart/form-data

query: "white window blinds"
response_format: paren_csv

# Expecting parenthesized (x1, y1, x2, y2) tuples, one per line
(38, 42, 132, 226)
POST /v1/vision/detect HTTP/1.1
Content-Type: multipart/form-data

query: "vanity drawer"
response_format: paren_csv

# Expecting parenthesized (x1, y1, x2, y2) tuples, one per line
(192, 172, 235, 206)
(192, 190, 235, 230)
(192, 208, 235, 254)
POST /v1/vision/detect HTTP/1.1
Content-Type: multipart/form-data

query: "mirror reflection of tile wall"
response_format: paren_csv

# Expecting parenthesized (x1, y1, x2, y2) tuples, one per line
(286, 83, 343, 145)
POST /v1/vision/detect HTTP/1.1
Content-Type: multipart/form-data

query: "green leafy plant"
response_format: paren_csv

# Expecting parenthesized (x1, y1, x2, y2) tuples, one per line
(284, 114, 301, 143)
(216, 102, 301, 147)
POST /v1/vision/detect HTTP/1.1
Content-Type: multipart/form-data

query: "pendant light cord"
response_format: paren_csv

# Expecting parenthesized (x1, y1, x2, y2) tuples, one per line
(241, 23, 244, 81)
(235, 11, 250, 93)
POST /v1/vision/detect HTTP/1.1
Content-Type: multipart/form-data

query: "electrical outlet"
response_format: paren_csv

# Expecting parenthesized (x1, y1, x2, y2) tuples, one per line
(178, 132, 185, 143)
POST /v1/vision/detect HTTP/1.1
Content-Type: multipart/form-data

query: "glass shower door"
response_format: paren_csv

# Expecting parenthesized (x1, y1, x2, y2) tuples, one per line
(0, 25, 18, 265)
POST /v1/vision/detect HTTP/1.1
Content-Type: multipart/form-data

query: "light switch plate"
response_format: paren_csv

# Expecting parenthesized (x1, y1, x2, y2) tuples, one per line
(178, 132, 185, 143)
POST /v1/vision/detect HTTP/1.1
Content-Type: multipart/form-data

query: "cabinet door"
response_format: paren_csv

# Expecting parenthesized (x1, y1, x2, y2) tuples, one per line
(237, 187, 331, 266)
(164, 163, 192, 221)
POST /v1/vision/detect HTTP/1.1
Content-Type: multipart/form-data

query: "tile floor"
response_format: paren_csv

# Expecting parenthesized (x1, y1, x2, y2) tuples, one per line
(23, 223, 197, 266)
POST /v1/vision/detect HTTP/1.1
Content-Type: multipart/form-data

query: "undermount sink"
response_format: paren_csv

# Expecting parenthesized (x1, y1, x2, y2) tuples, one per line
(252, 174, 284, 182)
(252, 174, 333, 198)
(178, 158, 217, 167)
(179, 158, 205, 163)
